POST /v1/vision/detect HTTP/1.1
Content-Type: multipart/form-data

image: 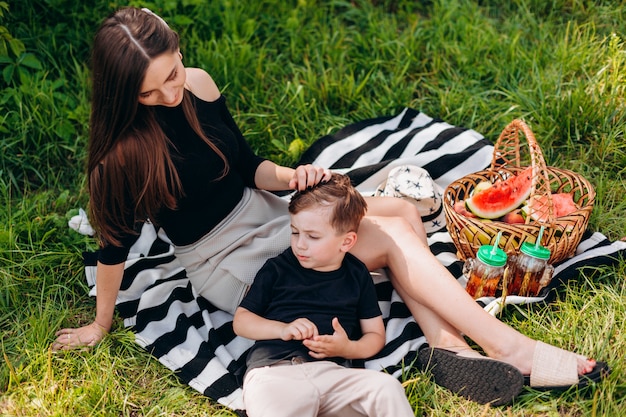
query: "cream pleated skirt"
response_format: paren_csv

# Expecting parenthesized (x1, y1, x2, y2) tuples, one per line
(174, 188, 291, 314)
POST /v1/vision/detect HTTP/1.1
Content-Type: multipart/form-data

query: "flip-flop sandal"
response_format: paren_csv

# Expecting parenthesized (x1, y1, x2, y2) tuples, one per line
(417, 347, 524, 406)
(524, 341, 611, 391)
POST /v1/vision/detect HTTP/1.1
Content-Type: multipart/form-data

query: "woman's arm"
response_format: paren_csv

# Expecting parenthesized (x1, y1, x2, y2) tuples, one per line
(254, 160, 331, 192)
(185, 68, 330, 192)
(52, 262, 124, 350)
(253, 160, 295, 191)
(93, 262, 125, 331)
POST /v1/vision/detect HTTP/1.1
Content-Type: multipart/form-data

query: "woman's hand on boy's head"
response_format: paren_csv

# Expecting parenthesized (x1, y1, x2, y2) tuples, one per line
(289, 165, 331, 191)
(281, 317, 319, 341)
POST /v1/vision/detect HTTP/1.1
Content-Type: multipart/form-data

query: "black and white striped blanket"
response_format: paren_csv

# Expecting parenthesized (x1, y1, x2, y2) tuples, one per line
(82, 108, 626, 414)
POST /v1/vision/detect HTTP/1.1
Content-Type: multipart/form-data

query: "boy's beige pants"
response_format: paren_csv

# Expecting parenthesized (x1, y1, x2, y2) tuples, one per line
(242, 360, 414, 417)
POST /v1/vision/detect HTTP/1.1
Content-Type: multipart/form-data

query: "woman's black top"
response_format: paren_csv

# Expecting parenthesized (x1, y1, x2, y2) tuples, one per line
(98, 94, 266, 265)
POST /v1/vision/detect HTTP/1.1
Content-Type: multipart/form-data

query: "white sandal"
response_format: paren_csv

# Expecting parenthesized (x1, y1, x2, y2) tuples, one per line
(526, 341, 610, 390)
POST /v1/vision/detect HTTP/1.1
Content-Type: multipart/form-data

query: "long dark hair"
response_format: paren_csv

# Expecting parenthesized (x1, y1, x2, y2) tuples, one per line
(87, 7, 227, 246)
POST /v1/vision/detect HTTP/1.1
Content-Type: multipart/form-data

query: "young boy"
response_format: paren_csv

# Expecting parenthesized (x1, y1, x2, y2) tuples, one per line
(233, 173, 414, 417)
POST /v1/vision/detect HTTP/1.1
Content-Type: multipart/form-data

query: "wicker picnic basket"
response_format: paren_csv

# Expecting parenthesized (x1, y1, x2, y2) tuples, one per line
(443, 119, 595, 264)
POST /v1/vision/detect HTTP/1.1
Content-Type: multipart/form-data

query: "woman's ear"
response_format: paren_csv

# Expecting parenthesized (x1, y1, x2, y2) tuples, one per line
(340, 231, 358, 253)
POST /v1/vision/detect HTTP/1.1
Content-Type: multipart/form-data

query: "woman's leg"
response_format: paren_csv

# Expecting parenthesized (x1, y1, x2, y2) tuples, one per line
(362, 197, 474, 351)
(363, 196, 428, 243)
(353, 198, 595, 376)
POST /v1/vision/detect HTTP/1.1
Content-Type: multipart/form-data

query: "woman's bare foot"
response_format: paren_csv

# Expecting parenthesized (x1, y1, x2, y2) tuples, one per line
(490, 338, 597, 377)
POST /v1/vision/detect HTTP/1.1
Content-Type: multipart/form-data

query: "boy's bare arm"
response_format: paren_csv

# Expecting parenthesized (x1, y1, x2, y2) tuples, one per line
(303, 316, 385, 360)
(353, 316, 386, 358)
(233, 307, 319, 341)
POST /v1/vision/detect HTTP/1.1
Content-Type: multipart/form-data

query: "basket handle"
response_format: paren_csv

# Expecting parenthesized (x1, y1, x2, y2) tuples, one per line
(490, 119, 556, 226)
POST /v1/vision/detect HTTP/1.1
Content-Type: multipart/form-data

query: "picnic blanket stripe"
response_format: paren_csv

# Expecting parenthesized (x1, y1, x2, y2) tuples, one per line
(333, 116, 446, 168)
(106, 270, 188, 326)
(81, 108, 626, 412)
(335, 120, 454, 171)
(298, 109, 415, 166)
(554, 235, 626, 278)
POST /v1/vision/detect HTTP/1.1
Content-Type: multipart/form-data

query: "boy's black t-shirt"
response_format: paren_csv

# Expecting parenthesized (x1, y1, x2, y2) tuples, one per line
(239, 248, 382, 371)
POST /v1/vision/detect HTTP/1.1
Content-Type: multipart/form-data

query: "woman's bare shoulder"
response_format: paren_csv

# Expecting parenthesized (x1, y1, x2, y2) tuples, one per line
(185, 68, 221, 102)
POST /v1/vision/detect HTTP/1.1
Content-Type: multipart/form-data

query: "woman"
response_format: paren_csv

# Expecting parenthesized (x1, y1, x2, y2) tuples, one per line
(53, 7, 607, 405)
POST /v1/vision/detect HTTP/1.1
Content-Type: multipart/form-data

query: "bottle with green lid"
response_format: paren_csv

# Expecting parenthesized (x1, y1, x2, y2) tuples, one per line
(463, 232, 507, 299)
(505, 227, 554, 297)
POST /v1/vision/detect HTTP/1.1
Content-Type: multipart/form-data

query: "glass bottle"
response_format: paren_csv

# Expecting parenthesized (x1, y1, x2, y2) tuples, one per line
(505, 241, 554, 297)
(463, 244, 507, 299)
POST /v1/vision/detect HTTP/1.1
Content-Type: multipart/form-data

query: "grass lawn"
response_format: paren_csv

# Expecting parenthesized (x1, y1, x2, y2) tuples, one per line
(1, 0, 625, 415)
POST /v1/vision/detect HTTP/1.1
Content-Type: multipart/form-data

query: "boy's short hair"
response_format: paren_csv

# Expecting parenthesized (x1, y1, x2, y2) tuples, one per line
(288, 173, 367, 234)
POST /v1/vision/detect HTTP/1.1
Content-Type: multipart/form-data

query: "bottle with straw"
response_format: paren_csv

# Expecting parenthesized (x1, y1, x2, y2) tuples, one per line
(505, 226, 554, 297)
(463, 231, 507, 299)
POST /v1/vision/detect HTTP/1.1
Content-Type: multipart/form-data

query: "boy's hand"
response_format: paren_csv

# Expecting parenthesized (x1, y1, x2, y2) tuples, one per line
(281, 318, 319, 341)
(303, 317, 350, 359)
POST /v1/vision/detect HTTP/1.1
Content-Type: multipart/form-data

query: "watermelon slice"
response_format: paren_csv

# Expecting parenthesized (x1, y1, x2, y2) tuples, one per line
(522, 192, 579, 221)
(470, 181, 492, 196)
(465, 167, 533, 219)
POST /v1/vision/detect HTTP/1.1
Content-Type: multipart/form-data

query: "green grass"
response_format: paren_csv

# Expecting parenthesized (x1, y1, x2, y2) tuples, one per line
(1, 0, 625, 415)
